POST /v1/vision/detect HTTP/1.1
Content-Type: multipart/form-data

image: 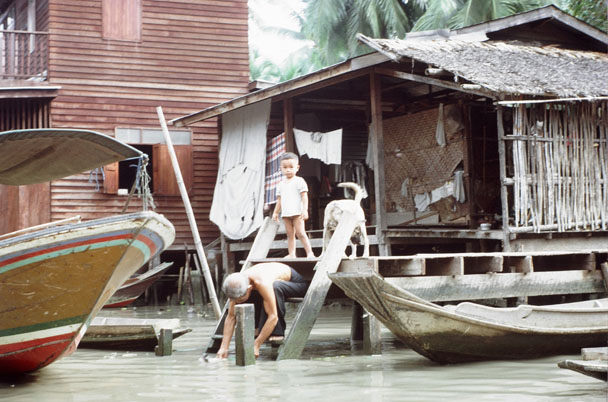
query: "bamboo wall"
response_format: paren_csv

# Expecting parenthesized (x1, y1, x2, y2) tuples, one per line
(510, 101, 608, 232)
(45, 0, 250, 247)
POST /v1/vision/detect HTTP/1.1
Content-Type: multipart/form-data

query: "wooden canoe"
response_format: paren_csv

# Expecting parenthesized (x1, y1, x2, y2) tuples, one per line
(0, 128, 175, 374)
(329, 271, 608, 364)
(0, 212, 175, 374)
(80, 317, 191, 351)
(104, 261, 174, 308)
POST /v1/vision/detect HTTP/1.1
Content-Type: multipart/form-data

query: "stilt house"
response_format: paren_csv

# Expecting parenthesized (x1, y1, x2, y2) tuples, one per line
(171, 6, 608, 275)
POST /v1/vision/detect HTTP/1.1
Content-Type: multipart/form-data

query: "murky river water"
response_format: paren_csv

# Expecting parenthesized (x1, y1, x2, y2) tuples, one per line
(1, 304, 606, 402)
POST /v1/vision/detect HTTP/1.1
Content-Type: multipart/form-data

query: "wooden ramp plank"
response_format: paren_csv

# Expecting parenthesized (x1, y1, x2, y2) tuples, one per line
(277, 211, 358, 360)
(205, 217, 279, 354)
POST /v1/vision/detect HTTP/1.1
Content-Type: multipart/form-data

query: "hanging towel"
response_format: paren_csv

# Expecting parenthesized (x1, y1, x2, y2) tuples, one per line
(453, 170, 466, 203)
(210, 100, 271, 239)
(436, 103, 446, 147)
(414, 192, 431, 212)
(294, 128, 342, 165)
(400, 178, 409, 198)
(264, 132, 286, 206)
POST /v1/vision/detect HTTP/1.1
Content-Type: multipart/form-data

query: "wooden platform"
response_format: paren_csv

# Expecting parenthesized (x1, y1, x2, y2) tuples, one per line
(209, 216, 608, 361)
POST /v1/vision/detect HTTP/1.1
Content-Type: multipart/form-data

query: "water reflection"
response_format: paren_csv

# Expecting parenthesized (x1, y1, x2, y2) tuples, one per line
(1, 305, 605, 402)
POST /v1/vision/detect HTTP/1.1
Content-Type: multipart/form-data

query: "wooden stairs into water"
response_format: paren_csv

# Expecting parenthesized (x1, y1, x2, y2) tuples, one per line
(205, 212, 365, 360)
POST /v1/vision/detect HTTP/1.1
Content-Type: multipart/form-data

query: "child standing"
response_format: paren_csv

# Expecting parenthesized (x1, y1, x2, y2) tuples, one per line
(272, 152, 315, 258)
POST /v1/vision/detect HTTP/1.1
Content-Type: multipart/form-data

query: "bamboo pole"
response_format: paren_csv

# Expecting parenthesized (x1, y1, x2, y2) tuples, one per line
(496, 106, 511, 250)
(156, 106, 222, 320)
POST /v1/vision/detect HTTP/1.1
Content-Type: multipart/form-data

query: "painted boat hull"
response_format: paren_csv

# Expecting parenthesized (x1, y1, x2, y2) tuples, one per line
(329, 271, 608, 364)
(104, 261, 174, 308)
(0, 211, 175, 374)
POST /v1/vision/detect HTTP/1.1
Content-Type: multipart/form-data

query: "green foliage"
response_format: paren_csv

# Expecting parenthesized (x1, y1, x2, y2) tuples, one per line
(566, 0, 607, 31)
(250, 0, 607, 83)
(412, 0, 557, 31)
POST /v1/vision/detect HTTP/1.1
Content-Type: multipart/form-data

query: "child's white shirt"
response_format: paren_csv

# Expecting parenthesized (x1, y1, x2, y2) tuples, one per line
(277, 176, 308, 217)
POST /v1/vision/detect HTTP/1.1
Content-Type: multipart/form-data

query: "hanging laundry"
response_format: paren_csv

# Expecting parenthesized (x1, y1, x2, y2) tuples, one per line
(264, 132, 286, 206)
(400, 178, 409, 198)
(294, 128, 342, 165)
(453, 169, 466, 203)
(430, 181, 453, 204)
(436, 103, 446, 147)
(414, 192, 431, 212)
(210, 100, 271, 239)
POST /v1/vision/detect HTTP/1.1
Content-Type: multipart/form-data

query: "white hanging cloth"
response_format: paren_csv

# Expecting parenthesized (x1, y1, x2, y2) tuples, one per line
(294, 128, 342, 165)
(210, 100, 271, 239)
(436, 103, 446, 147)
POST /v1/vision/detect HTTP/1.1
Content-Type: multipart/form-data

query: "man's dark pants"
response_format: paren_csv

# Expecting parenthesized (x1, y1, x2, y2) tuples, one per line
(247, 268, 308, 336)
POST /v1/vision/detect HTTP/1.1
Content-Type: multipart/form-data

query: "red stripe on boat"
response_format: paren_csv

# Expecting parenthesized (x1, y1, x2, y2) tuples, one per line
(0, 331, 75, 355)
(136, 233, 158, 256)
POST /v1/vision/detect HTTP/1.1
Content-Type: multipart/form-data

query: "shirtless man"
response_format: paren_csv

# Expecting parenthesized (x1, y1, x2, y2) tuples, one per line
(216, 262, 308, 358)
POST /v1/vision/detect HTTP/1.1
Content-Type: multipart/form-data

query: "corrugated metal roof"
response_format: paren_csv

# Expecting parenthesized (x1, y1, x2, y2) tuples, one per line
(359, 35, 608, 98)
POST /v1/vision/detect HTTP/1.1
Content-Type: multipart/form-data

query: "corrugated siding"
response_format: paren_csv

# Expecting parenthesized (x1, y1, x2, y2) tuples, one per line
(47, 0, 250, 247)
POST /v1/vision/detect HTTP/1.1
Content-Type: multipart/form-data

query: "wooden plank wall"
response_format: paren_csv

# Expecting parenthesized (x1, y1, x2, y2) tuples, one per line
(46, 0, 250, 248)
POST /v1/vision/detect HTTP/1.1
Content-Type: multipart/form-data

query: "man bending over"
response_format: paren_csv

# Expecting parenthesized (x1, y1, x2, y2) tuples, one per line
(217, 262, 308, 358)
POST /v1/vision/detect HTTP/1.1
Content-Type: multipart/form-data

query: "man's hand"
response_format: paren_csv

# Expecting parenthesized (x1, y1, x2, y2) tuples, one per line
(254, 344, 260, 359)
(217, 347, 228, 359)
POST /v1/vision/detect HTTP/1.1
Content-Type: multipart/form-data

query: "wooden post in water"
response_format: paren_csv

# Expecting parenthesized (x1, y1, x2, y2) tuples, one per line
(157, 106, 222, 320)
(363, 310, 382, 355)
(235, 304, 255, 366)
(155, 328, 173, 356)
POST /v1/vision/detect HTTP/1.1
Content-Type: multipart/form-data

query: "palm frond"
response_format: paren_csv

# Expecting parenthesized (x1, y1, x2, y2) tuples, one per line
(411, 0, 464, 31)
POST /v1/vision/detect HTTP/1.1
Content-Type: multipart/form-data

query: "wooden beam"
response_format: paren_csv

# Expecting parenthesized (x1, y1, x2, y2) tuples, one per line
(369, 71, 389, 256)
(171, 53, 389, 127)
(283, 98, 294, 152)
(386, 270, 606, 302)
(374, 67, 495, 99)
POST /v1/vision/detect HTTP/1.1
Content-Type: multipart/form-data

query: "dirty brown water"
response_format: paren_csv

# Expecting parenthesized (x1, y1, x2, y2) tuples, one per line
(1, 304, 606, 402)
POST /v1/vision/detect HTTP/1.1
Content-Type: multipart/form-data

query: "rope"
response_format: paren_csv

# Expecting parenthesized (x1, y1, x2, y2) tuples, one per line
(136, 155, 155, 211)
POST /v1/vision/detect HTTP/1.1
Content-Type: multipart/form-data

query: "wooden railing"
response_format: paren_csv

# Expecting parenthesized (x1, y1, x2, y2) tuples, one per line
(0, 30, 48, 80)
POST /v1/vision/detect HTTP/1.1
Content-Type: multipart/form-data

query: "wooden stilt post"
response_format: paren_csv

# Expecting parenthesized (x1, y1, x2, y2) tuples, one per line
(157, 106, 222, 319)
(601, 263, 608, 291)
(362, 310, 382, 355)
(235, 304, 255, 366)
(351, 302, 363, 342)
